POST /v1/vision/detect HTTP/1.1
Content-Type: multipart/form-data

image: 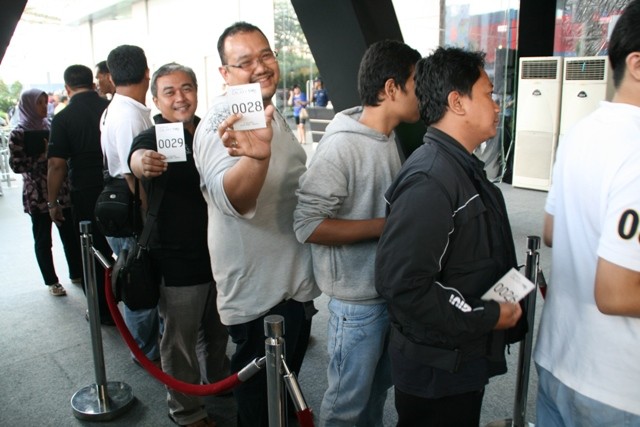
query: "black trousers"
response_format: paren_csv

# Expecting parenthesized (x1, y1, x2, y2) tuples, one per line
(395, 387, 485, 427)
(227, 299, 314, 427)
(30, 208, 82, 286)
(70, 188, 114, 322)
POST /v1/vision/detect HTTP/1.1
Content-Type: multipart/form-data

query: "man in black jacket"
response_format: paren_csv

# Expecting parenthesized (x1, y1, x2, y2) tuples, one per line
(375, 47, 523, 427)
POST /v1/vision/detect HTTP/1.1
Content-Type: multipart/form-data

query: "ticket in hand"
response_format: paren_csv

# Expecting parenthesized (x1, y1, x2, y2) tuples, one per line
(481, 268, 535, 303)
(226, 83, 267, 131)
(156, 122, 186, 163)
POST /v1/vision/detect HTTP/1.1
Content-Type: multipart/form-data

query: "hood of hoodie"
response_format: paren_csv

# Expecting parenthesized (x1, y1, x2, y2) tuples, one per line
(322, 106, 393, 144)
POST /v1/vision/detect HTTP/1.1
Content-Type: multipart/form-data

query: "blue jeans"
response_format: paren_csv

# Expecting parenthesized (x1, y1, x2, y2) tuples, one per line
(536, 364, 640, 426)
(320, 298, 392, 427)
(107, 235, 160, 360)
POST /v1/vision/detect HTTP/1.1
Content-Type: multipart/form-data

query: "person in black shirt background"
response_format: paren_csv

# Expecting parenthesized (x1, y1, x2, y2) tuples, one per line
(47, 64, 113, 324)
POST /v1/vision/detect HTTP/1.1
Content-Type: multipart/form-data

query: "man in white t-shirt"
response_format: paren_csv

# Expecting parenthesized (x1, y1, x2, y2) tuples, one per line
(100, 45, 160, 365)
(534, 1, 640, 424)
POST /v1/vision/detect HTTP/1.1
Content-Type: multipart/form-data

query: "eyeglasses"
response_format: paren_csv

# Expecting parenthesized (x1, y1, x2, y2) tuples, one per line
(225, 50, 278, 72)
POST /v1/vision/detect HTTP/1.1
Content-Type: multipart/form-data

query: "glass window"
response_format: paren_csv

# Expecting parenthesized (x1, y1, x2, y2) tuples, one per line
(393, 0, 520, 181)
(555, 0, 631, 57)
(445, 0, 520, 181)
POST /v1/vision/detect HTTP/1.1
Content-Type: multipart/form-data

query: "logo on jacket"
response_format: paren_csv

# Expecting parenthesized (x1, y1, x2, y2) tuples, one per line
(449, 294, 472, 312)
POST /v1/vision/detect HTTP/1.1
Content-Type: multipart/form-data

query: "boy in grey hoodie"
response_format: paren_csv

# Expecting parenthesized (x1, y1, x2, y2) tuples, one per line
(293, 40, 421, 427)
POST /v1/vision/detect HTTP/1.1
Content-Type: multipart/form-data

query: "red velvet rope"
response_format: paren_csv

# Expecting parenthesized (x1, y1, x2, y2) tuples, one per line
(296, 408, 315, 427)
(103, 268, 316, 426)
(103, 268, 240, 396)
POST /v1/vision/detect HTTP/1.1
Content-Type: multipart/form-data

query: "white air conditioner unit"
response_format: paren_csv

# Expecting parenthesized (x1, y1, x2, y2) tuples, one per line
(559, 56, 614, 138)
(512, 57, 563, 191)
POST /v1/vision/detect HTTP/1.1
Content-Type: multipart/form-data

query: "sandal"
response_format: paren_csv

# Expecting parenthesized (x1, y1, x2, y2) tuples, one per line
(49, 283, 67, 296)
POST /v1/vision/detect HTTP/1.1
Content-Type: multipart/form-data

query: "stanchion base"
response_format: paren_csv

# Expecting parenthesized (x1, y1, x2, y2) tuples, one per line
(71, 381, 135, 421)
(485, 419, 535, 427)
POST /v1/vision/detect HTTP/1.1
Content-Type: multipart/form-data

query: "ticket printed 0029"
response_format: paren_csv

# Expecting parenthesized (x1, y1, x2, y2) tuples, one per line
(226, 83, 267, 131)
(155, 122, 186, 163)
(481, 268, 536, 303)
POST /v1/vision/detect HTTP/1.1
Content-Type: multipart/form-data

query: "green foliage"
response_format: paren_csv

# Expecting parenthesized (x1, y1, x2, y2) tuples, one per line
(274, 0, 307, 53)
(273, 0, 318, 91)
(0, 79, 22, 118)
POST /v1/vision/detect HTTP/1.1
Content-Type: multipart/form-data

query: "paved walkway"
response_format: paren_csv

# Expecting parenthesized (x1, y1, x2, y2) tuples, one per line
(0, 148, 550, 426)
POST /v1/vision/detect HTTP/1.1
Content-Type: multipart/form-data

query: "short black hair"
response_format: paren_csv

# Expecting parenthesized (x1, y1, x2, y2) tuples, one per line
(358, 40, 421, 107)
(217, 21, 268, 65)
(150, 62, 198, 98)
(63, 64, 94, 90)
(107, 45, 148, 86)
(415, 46, 485, 125)
(95, 60, 109, 74)
(608, 0, 640, 88)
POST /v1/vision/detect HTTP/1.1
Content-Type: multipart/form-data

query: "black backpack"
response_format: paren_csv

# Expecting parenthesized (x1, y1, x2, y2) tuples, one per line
(94, 174, 141, 237)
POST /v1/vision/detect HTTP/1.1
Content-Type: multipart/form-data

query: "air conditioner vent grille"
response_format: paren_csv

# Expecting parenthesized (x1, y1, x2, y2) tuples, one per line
(521, 60, 558, 79)
(565, 59, 606, 81)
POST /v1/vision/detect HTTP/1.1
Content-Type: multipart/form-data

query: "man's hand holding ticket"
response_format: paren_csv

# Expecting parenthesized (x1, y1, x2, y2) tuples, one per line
(226, 83, 267, 130)
(482, 268, 536, 303)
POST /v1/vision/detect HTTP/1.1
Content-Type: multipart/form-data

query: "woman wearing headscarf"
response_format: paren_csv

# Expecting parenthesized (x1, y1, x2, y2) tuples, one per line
(9, 88, 82, 296)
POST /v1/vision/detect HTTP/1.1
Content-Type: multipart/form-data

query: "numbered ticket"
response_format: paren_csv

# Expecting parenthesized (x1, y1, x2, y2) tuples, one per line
(226, 83, 267, 131)
(481, 267, 535, 303)
(156, 122, 186, 162)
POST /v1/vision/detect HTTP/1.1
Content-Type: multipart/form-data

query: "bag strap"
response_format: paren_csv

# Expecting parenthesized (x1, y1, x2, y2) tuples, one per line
(101, 107, 110, 171)
(137, 177, 165, 248)
(132, 177, 141, 235)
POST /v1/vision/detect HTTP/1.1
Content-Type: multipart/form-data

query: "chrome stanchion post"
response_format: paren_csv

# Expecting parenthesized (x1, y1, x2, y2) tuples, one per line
(486, 235, 540, 427)
(82, 222, 107, 389)
(511, 236, 540, 427)
(70, 221, 135, 420)
(265, 315, 286, 427)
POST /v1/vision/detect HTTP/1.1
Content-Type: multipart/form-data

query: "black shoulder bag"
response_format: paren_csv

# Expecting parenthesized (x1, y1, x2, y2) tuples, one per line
(94, 108, 142, 238)
(95, 173, 142, 237)
(111, 179, 165, 311)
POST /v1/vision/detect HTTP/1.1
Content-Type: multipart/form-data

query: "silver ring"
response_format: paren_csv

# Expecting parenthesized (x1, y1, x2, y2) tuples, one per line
(231, 141, 238, 148)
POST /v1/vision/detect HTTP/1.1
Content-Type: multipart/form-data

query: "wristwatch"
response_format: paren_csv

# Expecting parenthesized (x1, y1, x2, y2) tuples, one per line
(47, 200, 60, 209)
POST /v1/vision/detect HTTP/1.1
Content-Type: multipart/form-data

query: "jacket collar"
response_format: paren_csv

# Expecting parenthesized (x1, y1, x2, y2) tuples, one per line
(425, 127, 487, 181)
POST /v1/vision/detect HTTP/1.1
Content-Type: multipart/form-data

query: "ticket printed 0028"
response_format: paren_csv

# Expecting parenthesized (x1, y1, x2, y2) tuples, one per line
(226, 83, 267, 131)
(481, 268, 536, 303)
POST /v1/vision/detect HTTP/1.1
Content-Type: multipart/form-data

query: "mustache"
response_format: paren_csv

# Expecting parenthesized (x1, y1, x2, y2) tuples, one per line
(251, 70, 274, 82)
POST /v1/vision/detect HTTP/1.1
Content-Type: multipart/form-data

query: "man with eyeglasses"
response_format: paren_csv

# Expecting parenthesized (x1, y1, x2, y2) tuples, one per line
(193, 21, 319, 427)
